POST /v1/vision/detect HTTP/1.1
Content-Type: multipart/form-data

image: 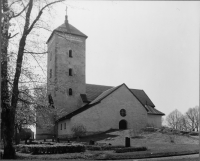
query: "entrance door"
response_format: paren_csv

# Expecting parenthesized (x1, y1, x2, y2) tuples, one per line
(119, 120, 127, 129)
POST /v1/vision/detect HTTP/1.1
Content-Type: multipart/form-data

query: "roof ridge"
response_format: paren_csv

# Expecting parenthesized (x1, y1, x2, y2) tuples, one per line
(89, 84, 124, 104)
(86, 83, 113, 87)
(130, 88, 143, 91)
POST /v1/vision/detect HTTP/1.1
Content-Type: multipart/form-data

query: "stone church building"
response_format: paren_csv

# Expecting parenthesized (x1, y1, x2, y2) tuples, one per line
(36, 10, 165, 139)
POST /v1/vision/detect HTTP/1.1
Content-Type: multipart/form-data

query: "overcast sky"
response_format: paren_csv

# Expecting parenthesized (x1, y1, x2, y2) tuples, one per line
(46, 1, 199, 118)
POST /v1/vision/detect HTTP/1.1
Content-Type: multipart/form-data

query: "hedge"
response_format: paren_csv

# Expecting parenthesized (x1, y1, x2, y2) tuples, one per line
(115, 147, 147, 153)
(189, 132, 199, 136)
(16, 144, 85, 154)
(86, 145, 125, 151)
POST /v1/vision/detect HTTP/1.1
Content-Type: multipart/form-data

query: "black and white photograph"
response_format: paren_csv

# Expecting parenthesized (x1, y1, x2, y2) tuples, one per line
(0, 1, 199, 160)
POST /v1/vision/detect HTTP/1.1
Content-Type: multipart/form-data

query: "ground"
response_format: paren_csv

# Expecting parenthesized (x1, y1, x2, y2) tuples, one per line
(15, 129, 199, 160)
(135, 154, 199, 161)
(96, 129, 199, 146)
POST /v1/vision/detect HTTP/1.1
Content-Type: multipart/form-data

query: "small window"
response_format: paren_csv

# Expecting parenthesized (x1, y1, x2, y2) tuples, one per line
(61, 124, 62, 130)
(50, 51, 52, 61)
(64, 123, 66, 129)
(48, 94, 54, 105)
(69, 68, 72, 76)
(120, 109, 126, 117)
(69, 88, 72, 95)
(50, 69, 52, 78)
(69, 50, 72, 57)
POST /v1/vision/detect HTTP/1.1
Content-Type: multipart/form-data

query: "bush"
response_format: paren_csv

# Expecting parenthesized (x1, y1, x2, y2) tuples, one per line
(115, 147, 147, 153)
(143, 127, 157, 132)
(16, 144, 85, 154)
(180, 131, 190, 135)
(71, 124, 86, 139)
(189, 132, 199, 136)
(19, 128, 33, 141)
(131, 136, 144, 139)
(172, 130, 180, 135)
(86, 145, 125, 151)
(86, 145, 101, 151)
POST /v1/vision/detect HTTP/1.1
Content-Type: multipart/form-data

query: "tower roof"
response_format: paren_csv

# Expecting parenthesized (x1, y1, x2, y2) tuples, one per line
(47, 23, 88, 43)
(56, 23, 87, 38)
(47, 7, 87, 44)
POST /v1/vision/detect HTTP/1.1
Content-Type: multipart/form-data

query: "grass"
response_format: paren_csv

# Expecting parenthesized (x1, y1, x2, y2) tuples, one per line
(61, 129, 119, 143)
(16, 144, 199, 160)
(14, 129, 200, 160)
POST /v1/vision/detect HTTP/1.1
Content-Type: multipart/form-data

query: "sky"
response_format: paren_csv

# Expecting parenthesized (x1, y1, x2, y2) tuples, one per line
(41, 1, 199, 119)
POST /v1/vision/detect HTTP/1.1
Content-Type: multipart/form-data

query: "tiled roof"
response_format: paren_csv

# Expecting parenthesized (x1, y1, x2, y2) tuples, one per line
(47, 23, 87, 43)
(86, 84, 155, 107)
(130, 89, 155, 107)
(57, 102, 99, 122)
(145, 105, 165, 115)
(80, 94, 89, 103)
(57, 83, 163, 122)
(89, 84, 123, 104)
(55, 23, 87, 38)
(86, 84, 114, 102)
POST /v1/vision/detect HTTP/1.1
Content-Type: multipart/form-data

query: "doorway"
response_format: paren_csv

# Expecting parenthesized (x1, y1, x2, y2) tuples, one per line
(119, 120, 127, 129)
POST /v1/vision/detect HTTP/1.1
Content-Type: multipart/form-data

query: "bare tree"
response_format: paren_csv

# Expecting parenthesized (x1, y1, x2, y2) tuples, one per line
(166, 109, 183, 130)
(15, 85, 36, 144)
(1, 0, 64, 158)
(185, 106, 199, 132)
(1, 0, 15, 158)
(178, 115, 189, 131)
(193, 106, 199, 132)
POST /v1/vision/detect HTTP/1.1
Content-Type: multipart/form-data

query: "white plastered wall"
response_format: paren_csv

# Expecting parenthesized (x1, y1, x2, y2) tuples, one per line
(58, 84, 148, 137)
(147, 114, 162, 128)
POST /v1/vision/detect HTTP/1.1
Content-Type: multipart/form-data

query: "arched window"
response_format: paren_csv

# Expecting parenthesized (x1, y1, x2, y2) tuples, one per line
(69, 50, 72, 57)
(64, 123, 66, 129)
(69, 68, 72, 76)
(48, 94, 54, 105)
(49, 51, 52, 61)
(50, 69, 52, 78)
(69, 88, 72, 95)
(120, 109, 126, 117)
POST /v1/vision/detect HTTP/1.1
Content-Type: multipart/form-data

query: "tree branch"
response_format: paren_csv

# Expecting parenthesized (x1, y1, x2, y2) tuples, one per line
(8, 33, 19, 39)
(13, 1, 29, 18)
(29, 53, 46, 75)
(19, 81, 45, 83)
(33, 25, 52, 32)
(27, 0, 64, 34)
(18, 97, 33, 105)
(9, 0, 21, 8)
(24, 50, 47, 55)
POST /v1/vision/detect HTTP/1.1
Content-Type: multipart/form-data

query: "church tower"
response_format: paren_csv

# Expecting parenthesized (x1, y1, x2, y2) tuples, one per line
(47, 7, 88, 117)
(36, 8, 87, 139)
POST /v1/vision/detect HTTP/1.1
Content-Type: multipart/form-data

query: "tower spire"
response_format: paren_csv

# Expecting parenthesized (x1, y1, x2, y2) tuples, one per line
(65, 6, 70, 30)
(66, 6, 68, 16)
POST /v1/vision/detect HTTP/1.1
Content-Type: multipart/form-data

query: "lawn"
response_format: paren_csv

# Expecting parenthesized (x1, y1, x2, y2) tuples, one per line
(15, 129, 199, 160)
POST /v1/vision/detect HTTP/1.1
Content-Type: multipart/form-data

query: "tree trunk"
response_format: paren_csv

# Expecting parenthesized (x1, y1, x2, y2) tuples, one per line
(14, 125, 20, 145)
(2, 0, 34, 158)
(1, 0, 62, 158)
(1, 0, 16, 158)
(1, 31, 16, 159)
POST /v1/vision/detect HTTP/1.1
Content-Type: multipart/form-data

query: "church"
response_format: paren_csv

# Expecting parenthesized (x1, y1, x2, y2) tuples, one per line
(36, 9, 165, 139)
